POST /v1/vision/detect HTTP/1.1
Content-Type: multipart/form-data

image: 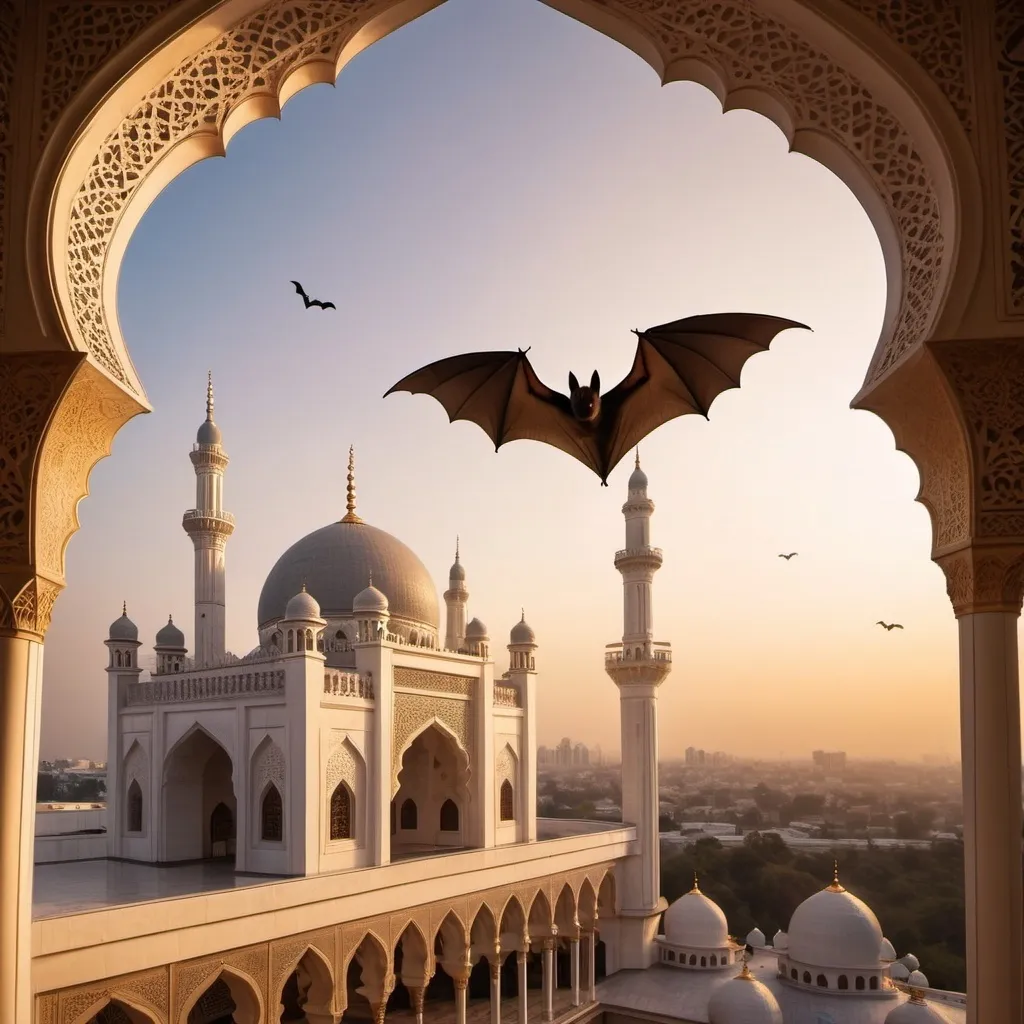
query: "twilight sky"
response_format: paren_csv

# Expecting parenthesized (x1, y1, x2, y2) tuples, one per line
(41, 0, 969, 762)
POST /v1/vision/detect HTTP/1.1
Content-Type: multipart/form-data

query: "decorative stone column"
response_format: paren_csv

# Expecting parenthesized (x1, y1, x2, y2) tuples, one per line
(584, 930, 597, 1002)
(570, 938, 580, 1006)
(489, 955, 503, 1024)
(516, 949, 528, 1024)
(542, 939, 555, 1021)
(408, 987, 425, 1024)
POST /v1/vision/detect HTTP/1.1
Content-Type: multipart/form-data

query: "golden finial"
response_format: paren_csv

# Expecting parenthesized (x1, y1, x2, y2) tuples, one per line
(690, 872, 701, 893)
(738, 961, 753, 980)
(341, 445, 363, 524)
(122, 600, 127, 616)
(635, 447, 640, 469)
(456, 536, 460, 561)
(827, 860, 846, 892)
(206, 371, 214, 420)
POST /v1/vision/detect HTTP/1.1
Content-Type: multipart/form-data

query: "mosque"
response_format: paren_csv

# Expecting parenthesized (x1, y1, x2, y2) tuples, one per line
(62, 384, 964, 1023)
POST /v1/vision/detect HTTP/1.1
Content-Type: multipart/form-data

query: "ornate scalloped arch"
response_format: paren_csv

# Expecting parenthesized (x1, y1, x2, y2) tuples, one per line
(67, 991, 163, 1024)
(176, 964, 264, 1024)
(393, 715, 470, 799)
(272, 942, 335, 1018)
(36, 0, 975, 406)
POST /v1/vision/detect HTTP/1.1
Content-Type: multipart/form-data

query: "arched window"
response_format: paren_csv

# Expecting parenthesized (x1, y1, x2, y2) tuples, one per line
(700, 956, 706, 967)
(126, 779, 142, 833)
(816, 974, 828, 988)
(689, 955, 696, 965)
(838, 975, 848, 990)
(667, 950, 675, 962)
(330, 783, 351, 840)
(261, 784, 283, 841)
(710, 955, 717, 966)
(790, 969, 798, 980)
(500, 780, 515, 821)
(869, 976, 879, 990)
(305, 628, 313, 650)
(287, 630, 294, 653)
(210, 802, 233, 844)
(440, 798, 460, 832)
(855, 976, 865, 990)
(803, 972, 811, 984)
(271, 631, 282, 650)
(115, 650, 123, 667)
(400, 798, 418, 830)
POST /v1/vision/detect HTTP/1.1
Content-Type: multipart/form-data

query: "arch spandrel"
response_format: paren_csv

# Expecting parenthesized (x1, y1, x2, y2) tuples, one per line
(18, 0, 980, 416)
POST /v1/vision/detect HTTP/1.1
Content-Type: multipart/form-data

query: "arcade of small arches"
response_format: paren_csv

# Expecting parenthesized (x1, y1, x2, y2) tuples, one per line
(47, 870, 618, 1024)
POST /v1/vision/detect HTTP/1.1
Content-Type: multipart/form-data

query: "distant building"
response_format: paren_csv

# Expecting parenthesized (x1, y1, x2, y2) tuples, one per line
(812, 749, 847, 772)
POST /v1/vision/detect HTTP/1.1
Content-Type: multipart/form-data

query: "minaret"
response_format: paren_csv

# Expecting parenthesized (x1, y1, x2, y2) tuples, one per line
(182, 373, 234, 667)
(604, 452, 671, 968)
(444, 538, 469, 651)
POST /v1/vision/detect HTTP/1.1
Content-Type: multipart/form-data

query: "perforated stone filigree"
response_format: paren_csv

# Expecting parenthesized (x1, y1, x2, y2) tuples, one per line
(39, 3, 179, 145)
(326, 733, 360, 794)
(996, 0, 1024, 312)
(587, 0, 944, 380)
(393, 667, 474, 695)
(838, 0, 973, 133)
(496, 743, 516, 788)
(392, 692, 470, 796)
(123, 739, 148, 790)
(0, 0, 17, 340)
(253, 738, 286, 794)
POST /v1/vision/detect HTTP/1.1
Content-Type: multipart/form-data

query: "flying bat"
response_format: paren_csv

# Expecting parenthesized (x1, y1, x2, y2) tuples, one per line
(385, 313, 810, 485)
(876, 621, 904, 631)
(290, 280, 336, 310)
(778, 552, 798, 560)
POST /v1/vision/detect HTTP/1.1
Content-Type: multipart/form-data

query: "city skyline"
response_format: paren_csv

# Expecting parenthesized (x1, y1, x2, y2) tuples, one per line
(39, 0, 969, 762)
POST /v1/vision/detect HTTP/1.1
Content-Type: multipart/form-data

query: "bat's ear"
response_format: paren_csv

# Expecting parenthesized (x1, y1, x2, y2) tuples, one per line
(590, 370, 600, 393)
(568, 371, 580, 394)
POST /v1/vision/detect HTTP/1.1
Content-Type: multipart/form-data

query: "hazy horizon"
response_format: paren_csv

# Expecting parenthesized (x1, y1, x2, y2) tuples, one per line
(39, 0, 987, 762)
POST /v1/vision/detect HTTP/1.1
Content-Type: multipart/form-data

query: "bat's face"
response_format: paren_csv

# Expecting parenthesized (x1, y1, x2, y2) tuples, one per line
(568, 371, 602, 424)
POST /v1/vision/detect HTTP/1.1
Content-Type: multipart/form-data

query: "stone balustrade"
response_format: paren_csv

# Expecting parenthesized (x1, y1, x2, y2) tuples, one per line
(125, 666, 284, 705)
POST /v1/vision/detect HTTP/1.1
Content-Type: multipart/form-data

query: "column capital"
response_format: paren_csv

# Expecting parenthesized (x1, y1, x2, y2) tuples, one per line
(935, 543, 1024, 616)
(517, 948, 528, 965)
(0, 574, 63, 639)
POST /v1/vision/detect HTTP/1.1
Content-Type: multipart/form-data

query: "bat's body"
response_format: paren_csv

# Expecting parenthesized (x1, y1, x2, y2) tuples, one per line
(386, 313, 809, 485)
(778, 552, 798, 560)
(291, 280, 336, 311)
(877, 621, 904, 631)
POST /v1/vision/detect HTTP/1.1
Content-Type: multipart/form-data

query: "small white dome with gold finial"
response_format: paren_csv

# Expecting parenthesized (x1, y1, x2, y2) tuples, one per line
(884, 990, 953, 1023)
(449, 538, 466, 582)
(663, 875, 729, 948)
(745, 927, 766, 948)
(285, 583, 322, 621)
(155, 615, 185, 649)
(466, 617, 488, 639)
(628, 449, 648, 491)
(196, 371, 223, 446)
(772, 929, 788, 951)
(890, 962, 911, 981)
(109, 602, 138, 642)
(353, 575, 389, 615)
(707, 962, 783, 1024)
(510, 610, 536, 645)
(907, 969, 929, 988)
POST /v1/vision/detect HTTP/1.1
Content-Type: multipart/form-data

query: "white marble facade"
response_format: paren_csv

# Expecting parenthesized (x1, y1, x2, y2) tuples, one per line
(104, 392, 537, 876)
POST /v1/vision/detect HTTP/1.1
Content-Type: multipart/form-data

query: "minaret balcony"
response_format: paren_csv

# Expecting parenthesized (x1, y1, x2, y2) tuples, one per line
(614, 546, 663, 571)
(605, 642, 672, 687)
(182, 508, 236, 536)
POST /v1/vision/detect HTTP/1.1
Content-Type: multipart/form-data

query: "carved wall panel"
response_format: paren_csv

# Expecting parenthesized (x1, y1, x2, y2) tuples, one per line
(170, 945, 268, 1022)
(38, 2, 180, 146)
(56, 966, 168, 1024)
(996, 0, 1024, 313)
(582, 0, 943, 379)
(394, 666, 475, 695)
(124, 739, 149, 791)
(0, 0, 17, 341)
(936, 544, 1024, 615)
(838, 0, 973, 134)
(252, 737, 285, 796)
(269, 929, 335, 1011)
(56, 0, 951, 390)
(934, 339, 1024, 536)
(392, 691, 470, 796)
(326, 732, 359, 794)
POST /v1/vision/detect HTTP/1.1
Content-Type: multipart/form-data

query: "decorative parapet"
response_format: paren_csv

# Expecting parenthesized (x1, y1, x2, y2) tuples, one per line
(604, 642, 672, 665)
(125, 666, 284, 706)
(493, 685, 522, 709)
(323, 670, 374, 701)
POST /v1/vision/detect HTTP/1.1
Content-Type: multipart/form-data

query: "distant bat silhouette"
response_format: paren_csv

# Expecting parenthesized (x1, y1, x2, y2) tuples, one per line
(290, 280, 336, 311)
(778, 552, 798, 560)
(876, 621, 904, 631)
(386, 313, 809, 485)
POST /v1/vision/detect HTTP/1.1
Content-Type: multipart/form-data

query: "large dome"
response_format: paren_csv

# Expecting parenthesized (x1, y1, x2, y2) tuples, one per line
(788, 875, 883, 969)
(663, 886, 729, 948)
(258, 521, 439, 632)
(708, 967, 782, 1024)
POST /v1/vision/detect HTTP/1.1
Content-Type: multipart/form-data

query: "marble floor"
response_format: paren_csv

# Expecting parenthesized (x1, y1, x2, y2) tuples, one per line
(373, 988, 590, 1024)
(32, 859, 278, 918)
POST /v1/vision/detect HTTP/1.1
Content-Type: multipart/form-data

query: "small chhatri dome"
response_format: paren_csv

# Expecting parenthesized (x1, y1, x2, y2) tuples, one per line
(510, 611, 536, 645)
(466, 617, 488, 639)
(285, 583, 322, 621)
(196, 371, 223, 446)
(884, 991, 953, 1023)
(155, 615, 185, 649)
(449, 538, 466, 581)
(745, 927, 766, 948)
(628, 448, 648, 492)
(907, 969, 929, 988)
(890, 962, 911, 981)
(772, 929, 788, 951)
(108, 602, 138, 642)
(900, 953, 921, 972)
(787, 864, 884, 969)
(663, 878, 729, 949)
(353, 576, 389, 614)
(707, 963, 783, 1024)
(880, 937, 897, 961)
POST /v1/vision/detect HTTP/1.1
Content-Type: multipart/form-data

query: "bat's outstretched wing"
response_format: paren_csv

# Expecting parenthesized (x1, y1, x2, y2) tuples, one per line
(599, 313, 810, 478)
(291, 280, 311, 307)
(386, 350, 603, 475)
(312, 299, 336, 310)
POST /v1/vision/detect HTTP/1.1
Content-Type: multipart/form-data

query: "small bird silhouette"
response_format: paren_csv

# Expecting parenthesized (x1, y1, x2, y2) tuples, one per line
(876, 621, 904, 631)
(290, 280, 335, 310)
(778, 552, 798, 560)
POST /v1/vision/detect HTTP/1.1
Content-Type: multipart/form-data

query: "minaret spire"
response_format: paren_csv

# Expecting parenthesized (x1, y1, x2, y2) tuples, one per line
(444, 532, 469, 651)
(605, 459, 670, 968)
(183, 374, 233, 667)
(342, 446, 363, 524)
